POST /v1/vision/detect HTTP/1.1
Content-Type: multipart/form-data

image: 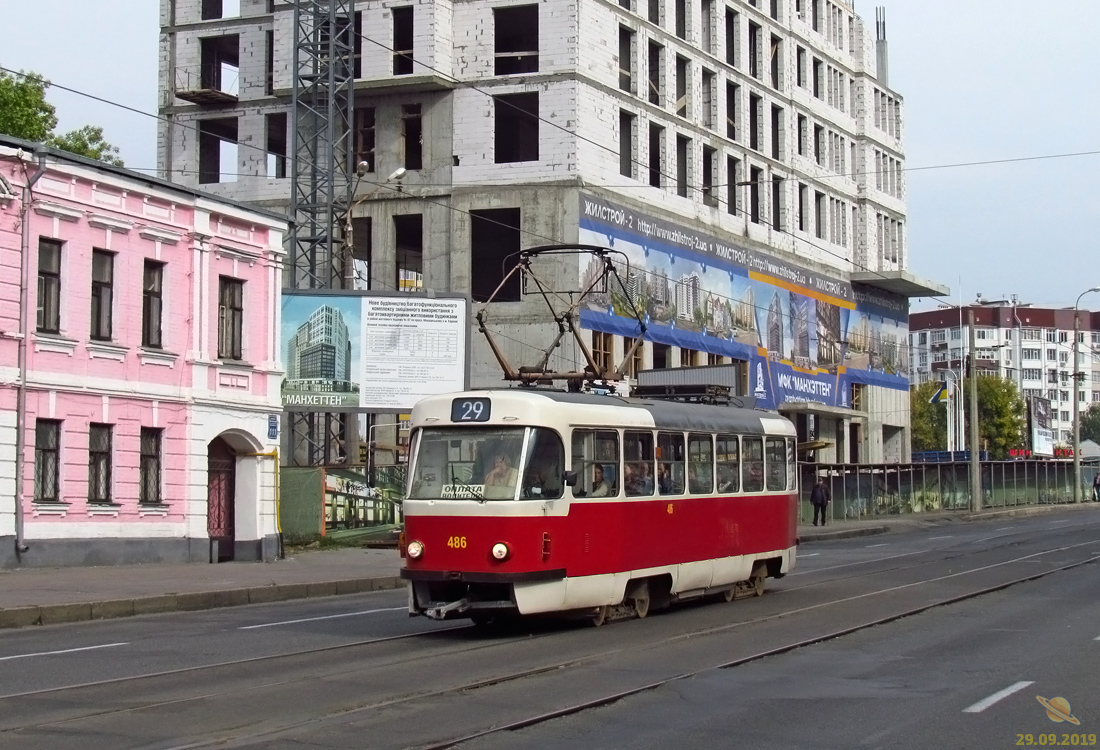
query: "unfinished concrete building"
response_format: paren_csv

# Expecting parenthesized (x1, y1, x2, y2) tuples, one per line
(158, 0, 945, 463)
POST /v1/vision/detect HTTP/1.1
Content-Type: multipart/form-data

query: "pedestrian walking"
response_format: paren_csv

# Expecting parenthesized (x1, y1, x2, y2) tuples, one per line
(810, 477, 831, 526)
(1092, 472, 1100, 502)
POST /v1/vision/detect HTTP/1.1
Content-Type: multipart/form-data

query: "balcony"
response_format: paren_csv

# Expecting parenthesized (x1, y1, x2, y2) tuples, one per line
(175, 64, 239, 106)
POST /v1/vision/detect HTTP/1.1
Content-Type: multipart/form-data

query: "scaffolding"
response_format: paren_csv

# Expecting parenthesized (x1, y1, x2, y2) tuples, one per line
(287, 0, 357, 467)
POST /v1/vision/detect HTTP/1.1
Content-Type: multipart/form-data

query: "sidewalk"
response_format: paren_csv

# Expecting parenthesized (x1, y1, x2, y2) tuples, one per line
(1, 503, 1096, 629)
(0, 548, 404, 629)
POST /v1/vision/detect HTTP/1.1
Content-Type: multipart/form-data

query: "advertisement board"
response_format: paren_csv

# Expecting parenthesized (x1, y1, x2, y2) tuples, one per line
(1030, 395, 1054, 457)
(577, 194, 909, 410)
(281, 291, 469, 412)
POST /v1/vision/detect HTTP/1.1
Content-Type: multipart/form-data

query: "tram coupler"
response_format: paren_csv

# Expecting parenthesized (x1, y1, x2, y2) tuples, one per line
(425, 598, 470, 620)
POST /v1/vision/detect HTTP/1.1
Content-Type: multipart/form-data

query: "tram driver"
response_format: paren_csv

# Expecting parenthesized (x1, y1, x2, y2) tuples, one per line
(483, 452, 519, 499)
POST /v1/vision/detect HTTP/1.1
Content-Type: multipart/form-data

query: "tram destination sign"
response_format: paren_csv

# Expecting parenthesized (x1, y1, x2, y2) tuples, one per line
(281, 291, 471, 412)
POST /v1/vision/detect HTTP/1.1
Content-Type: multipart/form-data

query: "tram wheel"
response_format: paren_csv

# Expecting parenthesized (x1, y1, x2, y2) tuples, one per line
(722, 587, 737, 603)
(631, 588, 651, 619)
(589, 605, 610, 627)
(752, 569, 766, 597)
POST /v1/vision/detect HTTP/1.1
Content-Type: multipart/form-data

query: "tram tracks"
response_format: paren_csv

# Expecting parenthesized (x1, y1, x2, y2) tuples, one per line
(782, 516, 1100, 593)
(4, 534, 1098, 749)
(425, 549, 1100, 750)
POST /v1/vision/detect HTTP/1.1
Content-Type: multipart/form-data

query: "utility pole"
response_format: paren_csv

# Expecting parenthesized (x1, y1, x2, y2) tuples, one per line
(1072, 288, 1099, 502)
(968, 308, 981, 512)
(1073, 306, 1082, 504)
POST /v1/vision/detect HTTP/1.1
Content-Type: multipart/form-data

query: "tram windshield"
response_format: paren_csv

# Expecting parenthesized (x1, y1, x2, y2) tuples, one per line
(407, 427, 565, 501)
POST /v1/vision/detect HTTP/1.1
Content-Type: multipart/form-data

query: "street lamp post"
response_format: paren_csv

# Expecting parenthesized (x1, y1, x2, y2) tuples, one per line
(344, 165, 407, 288)
(942, 369, 962, 453)
(968, 309, 981, 511)
(1072, 287, 1100, 503)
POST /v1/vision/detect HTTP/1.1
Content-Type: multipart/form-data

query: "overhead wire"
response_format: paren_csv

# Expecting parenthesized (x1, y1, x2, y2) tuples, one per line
(0, 60, 1088, 323)
(0, 63, 948, 360)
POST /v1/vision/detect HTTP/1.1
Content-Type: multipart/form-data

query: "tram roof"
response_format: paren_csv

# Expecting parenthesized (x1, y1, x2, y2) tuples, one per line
(495, 389, 793, 436)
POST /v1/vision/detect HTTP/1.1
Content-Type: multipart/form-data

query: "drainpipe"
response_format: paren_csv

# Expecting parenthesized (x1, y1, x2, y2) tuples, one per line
(245, 449, 282, 559)
(13, 149, 47, 561)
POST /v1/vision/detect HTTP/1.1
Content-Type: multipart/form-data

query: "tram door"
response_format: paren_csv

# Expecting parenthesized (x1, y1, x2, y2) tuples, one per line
(207, 437, 236, 562)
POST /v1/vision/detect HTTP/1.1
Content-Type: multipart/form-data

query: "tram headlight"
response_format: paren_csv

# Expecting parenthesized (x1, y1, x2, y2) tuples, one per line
(491, 542, 510, 561)
(407, 540, 424, 559)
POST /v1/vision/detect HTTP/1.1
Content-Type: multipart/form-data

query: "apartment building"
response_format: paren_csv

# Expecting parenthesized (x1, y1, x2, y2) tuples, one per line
(909, 299, 1100, 447)
(158, 0, 945, 463)
(0, 136, 288, 568)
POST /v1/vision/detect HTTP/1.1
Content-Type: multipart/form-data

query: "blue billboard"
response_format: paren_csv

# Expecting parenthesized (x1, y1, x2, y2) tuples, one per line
(577, 194, 908, 410)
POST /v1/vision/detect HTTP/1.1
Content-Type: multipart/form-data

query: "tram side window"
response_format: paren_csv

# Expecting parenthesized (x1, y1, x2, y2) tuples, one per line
(716, 434, 739, 492)
(656, 432, 686, 495)
(687, 433, 713, 494)
(520, 427, 566, 500)
(765, 436, 787, 491)
(742, 436, 764, 492)
(624, 430, 655, 496)
(572, 429, 620, 497)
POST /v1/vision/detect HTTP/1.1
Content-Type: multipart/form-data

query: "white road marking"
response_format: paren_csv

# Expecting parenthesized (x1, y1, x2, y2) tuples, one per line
(239, 607, 406, 630)
(963, 681, 1034, 713)
(865, 543, 888, 548)
(790, 548, 930, 575)
(1051, 520, 1072, 525)
(927, 535, 954, 540)
(995, 527, 1013, 531)
(799, 553, 820, 558)
(0, 642, 128, 662)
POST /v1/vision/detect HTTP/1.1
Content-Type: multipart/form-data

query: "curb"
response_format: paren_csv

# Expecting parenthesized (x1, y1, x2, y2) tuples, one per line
(960, 503, 1100, 522)
(798, 524, 890, 543)
(0, 575, 404, 630)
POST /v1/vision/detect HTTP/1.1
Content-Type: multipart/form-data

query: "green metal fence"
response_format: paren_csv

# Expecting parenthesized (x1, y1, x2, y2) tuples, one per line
(799, 461, 1099, 522)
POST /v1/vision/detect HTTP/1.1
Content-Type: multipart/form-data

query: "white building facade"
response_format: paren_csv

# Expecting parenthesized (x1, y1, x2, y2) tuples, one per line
(158, 0, 944, 464)
(910, 300, 1100, 447)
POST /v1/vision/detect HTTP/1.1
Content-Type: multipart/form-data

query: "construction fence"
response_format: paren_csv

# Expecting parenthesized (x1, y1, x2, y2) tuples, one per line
(799, 460, 1100, 522)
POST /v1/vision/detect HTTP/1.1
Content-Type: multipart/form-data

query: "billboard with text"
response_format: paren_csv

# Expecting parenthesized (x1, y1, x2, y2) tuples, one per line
(577, 194, 909, 410)
(281, 291, 469, 412)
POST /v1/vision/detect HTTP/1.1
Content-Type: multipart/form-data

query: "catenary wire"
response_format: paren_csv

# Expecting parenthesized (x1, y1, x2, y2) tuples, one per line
(0, 66, 1056, 317)
(0, 62, 950, 341)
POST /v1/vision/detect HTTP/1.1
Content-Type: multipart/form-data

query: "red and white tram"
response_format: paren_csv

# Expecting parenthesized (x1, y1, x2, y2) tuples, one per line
(400, 388, 798, 624)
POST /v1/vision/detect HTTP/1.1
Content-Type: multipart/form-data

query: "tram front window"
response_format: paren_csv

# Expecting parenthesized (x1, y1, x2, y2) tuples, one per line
(407, 427, 564, 501)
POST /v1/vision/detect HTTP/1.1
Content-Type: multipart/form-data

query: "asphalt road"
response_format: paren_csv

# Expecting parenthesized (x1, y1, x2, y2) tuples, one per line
(2, 510, 1099, 749)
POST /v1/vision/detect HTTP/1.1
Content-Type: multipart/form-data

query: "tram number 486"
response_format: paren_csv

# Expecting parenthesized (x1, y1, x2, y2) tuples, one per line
(446, 536, 468, 549)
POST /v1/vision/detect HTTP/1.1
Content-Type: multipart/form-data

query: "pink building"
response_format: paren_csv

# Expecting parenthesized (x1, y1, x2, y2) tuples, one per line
(0, 137, 288, 567)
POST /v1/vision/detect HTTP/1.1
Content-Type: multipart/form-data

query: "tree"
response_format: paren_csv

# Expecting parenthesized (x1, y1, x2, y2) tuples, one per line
(0, 70, 56, 142)
(47, 126, 123, 166)
(1080, 404, 1100, 444)
(911, 375, 1026, 459)
(0, 69, 123, 166)
(910, 381, 947, 452)
(963, 375, 1026, 460)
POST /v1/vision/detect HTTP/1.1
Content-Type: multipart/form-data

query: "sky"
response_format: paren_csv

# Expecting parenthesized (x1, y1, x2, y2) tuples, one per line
(3, 0, 1098, 312)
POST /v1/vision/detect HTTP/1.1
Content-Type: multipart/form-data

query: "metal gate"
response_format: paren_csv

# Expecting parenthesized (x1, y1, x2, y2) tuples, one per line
(207, 437, 236, 562)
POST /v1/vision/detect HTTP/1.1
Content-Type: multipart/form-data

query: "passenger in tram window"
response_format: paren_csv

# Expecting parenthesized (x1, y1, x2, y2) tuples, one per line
(590, 464, 612, 497)
(522, 463, 562, 500)
(717, 464, 737, 492)
(625, 461, 654, 495)
(689, 461, 713, 494)
(657, 463, 674, 494)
